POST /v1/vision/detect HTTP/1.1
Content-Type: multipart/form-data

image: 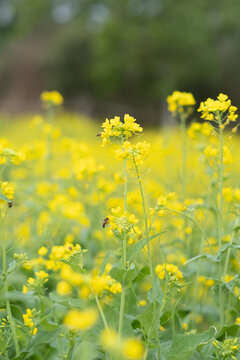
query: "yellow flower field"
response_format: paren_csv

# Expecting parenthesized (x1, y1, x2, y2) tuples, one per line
(1, 91, 240, 359)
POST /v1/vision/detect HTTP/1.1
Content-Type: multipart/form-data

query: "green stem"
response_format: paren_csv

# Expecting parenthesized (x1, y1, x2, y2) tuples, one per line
(142, 345, 149, 360)
(66, 342, 74, 360)
(133, 157, 161, 359)
(95, 294, 109, 332)
(223, 233, 234, 279)
(180, 113, 187, 199)
(118, 159, 127, 335)
(218, 121, 224, 327)
(1, 217, 20, 356)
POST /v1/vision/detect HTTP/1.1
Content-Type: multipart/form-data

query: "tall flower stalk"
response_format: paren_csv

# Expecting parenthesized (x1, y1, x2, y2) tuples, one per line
(218, 116, 224, 326)
(111, 135, 161, 354)
(99, 114, 143, 336)
(198, 93, 238, 327)
(118, 158, 128, 335)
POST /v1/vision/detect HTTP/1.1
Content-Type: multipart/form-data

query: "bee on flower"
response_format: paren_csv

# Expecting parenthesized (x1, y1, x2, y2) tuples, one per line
(103, 207, 139, 240)
(0, 182, 14, 209)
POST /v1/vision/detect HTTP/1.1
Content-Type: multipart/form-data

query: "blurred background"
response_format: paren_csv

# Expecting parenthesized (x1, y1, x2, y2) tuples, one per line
(0, 0, 240, 125)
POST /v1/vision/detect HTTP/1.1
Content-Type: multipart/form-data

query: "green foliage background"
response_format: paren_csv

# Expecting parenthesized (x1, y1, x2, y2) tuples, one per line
(1, 0, 240, 122)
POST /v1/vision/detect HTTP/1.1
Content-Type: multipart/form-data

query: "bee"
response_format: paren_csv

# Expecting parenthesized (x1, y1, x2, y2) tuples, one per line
(96, 132, 102, 137)
(102, 217, 109, 228)
(8, 201, 13, 208)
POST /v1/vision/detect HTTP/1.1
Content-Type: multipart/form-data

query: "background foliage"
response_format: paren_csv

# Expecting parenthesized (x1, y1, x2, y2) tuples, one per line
(1, 0, 240, 123)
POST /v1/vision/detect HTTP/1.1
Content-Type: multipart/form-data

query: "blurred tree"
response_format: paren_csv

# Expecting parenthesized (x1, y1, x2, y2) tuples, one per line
(1, 0, 240, 121)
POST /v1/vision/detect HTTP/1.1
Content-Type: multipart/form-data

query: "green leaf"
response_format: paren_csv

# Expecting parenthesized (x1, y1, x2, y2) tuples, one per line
(234, 226, 240, 233)
(137, 301, 161, 339)
(40, 316, 59, 331)
(133, 266, 150, 282)
(102, 304, 133, 337)
(49, 292, 84, 307)
(185, 253, 219, 264)
(72, 341, 97, 360)
(160, 311, 172, 326)
(186, 244, 240, 266)
(110, 266, 138, 287)
(162, 327, 217, 360)
(30, 329, 62, 348)
(220, 243, 240, 253)
(9, 304, 23, 320)
(60, 259, 87, 274)
(7, 260, 17, 275)
(147, 276, 163, 303)
(216, 324, 239, 341)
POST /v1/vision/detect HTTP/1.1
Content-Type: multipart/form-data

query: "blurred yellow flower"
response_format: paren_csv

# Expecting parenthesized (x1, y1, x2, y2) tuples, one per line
(63, 308, 98, 330)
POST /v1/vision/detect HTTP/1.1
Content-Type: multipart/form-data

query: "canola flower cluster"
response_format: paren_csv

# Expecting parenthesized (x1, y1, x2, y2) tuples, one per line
(105, 207, 139, 239)
(167, 90, 196, 114)
(1, 91, 240, 359)
(23, 309, 38, 336)
(40, 90, 64, 107)
(198, 93, 238, 126)
(155, 263, 183, 281)
(115, 141, 151, 165)
(101, 114, 143, 145)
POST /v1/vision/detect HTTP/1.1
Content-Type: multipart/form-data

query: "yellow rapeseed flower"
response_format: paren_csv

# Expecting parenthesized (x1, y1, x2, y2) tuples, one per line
(35, 270, 48, 279)
(167, 91, 196, 114)
(23, 309, 38, 336)
(41, 91, 64, 107)
(198, 93, 238, 127)
(37, 246, 48, 256)
(122, 338, 145, 359)
(57, 281, 72, 296)
(1, 182, 14, 200)
(155, 263, 183, 281)
(63, 308, 98, 331)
